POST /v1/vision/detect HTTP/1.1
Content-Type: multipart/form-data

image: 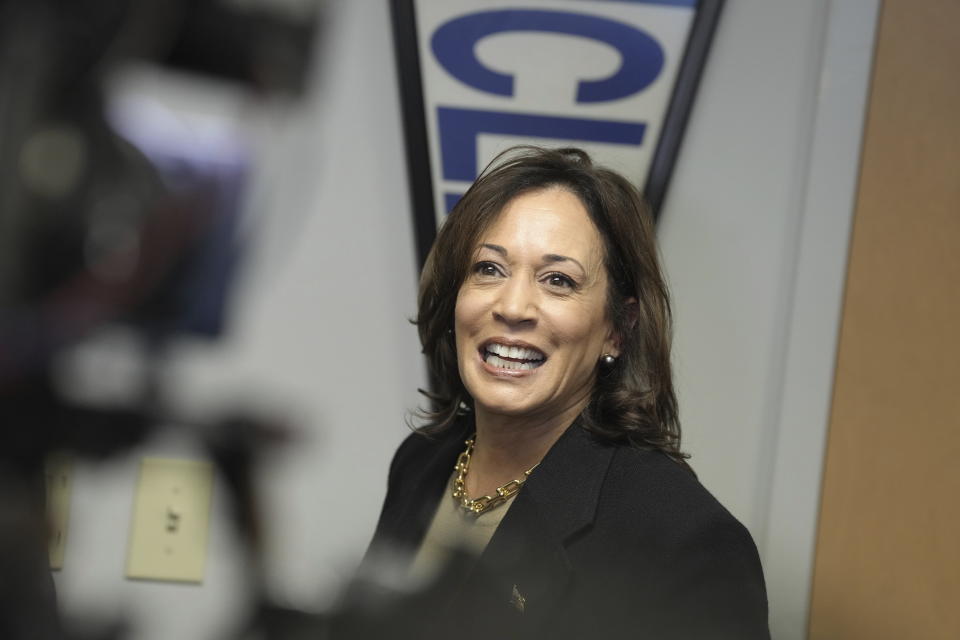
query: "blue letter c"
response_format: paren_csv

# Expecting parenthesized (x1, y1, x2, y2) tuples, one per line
(431, 9, 665, 103)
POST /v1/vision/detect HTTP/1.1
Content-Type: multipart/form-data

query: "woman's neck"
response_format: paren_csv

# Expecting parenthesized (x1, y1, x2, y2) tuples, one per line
(464, 399, 586, 498)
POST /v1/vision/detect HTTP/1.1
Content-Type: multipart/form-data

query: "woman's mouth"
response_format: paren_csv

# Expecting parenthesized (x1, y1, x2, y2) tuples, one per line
(481, 342, 546, 371)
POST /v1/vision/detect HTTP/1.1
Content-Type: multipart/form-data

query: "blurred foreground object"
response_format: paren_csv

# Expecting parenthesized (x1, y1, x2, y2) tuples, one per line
(0, 0, 318, 638)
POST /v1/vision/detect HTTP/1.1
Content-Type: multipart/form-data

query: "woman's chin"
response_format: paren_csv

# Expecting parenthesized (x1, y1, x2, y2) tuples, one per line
(468, 386, 542, 419)
(474, 400, 539, 419)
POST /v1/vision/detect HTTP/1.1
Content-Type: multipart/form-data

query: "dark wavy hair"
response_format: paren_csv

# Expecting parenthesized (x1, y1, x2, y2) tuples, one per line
(414, 146, 687, 466)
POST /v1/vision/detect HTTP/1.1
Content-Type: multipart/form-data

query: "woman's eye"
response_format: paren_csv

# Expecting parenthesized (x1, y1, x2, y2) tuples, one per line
(544, 273, 576, 289)
(474, 261, 502, 277)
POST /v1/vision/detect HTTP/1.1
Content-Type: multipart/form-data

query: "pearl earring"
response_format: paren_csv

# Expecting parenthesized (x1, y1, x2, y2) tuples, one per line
(600, 354, 616, 366)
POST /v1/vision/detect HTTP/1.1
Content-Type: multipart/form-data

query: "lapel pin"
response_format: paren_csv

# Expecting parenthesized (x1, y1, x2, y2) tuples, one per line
(510, 584, 526, 613)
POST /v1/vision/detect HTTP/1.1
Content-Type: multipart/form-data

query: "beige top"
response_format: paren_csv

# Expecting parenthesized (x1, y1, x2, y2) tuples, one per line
(408, 472, 518, 581)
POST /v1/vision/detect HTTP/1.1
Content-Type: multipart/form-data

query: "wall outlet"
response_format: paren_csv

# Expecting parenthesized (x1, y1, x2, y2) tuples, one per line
(126, 457, 214, 583)
(45, 454, 72, 570)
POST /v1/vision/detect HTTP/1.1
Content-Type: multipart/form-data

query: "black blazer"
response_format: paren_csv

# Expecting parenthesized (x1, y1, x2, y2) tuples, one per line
(364, 418, 770, 639)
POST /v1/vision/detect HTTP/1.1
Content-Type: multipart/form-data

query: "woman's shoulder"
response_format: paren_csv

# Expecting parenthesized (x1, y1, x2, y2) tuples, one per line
(386, 425, 467, 482)
(584, 441, 769, 635)
(390, 429, 438, 465)
(598, 442, 754, 545)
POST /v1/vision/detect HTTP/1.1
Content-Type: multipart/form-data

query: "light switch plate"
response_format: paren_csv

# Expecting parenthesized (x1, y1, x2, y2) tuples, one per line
(45, 454, 72, 569)
(126, 457, 214, 583)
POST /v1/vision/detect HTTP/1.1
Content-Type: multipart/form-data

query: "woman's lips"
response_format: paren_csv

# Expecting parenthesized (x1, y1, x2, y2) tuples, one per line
(478, 340, 546, 375)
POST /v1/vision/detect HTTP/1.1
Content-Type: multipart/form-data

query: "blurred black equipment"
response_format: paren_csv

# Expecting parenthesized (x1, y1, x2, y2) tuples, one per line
(0, 0, 320, 638)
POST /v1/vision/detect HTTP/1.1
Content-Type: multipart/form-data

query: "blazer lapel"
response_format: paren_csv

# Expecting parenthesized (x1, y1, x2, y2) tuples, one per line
(370, 423, 470, 555)
(456, 424, 616, 627)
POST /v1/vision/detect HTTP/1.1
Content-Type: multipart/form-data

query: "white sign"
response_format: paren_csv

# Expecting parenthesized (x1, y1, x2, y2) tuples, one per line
(412, 0, 700, 226)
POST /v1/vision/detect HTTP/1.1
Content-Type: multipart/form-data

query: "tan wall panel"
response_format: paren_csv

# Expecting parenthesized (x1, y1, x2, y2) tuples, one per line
(808, 0, 960, 638)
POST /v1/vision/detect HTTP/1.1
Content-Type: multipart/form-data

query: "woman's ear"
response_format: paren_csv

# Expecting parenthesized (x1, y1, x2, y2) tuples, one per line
(606, 297, 639, 357)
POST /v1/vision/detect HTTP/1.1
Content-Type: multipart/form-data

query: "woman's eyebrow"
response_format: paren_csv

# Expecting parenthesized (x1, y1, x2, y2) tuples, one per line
(480, 243, 508, 256)
(544, 254, 586, 273)
(480, 244, 586, 273)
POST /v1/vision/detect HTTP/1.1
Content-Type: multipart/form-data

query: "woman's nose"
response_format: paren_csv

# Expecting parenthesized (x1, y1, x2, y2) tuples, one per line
(492, 276, 537, 325)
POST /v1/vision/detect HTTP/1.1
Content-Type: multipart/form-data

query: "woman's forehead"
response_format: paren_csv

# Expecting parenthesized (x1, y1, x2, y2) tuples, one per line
(476, 188, 604, 265)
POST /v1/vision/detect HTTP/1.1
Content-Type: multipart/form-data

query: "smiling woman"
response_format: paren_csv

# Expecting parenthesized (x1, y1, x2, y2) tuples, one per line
(455, 187, 615, 429)
(363, 147, 769, 639)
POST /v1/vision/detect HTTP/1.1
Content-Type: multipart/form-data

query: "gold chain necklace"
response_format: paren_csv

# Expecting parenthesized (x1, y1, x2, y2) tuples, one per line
(452, 436, 539, 515)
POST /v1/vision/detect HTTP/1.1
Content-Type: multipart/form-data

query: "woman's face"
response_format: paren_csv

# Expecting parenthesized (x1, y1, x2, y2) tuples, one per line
(454, 187, 618, 423)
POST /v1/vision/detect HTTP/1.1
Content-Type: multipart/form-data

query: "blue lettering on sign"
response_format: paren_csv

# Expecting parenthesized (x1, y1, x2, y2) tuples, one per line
(438, 107, 646, 211)
(444, 192, 463, 213)
(438, 107, 646, 182)
(431, 9, 665, 103)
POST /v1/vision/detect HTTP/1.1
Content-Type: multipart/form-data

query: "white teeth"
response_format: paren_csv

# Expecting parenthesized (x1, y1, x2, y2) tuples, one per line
(486, 354, 539, 370)
(485, 343, 545, 361)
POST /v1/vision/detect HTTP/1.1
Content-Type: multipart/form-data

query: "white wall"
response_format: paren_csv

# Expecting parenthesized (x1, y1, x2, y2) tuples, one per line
(52, 2, 879, 639)
(658, 1, 878, 637)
